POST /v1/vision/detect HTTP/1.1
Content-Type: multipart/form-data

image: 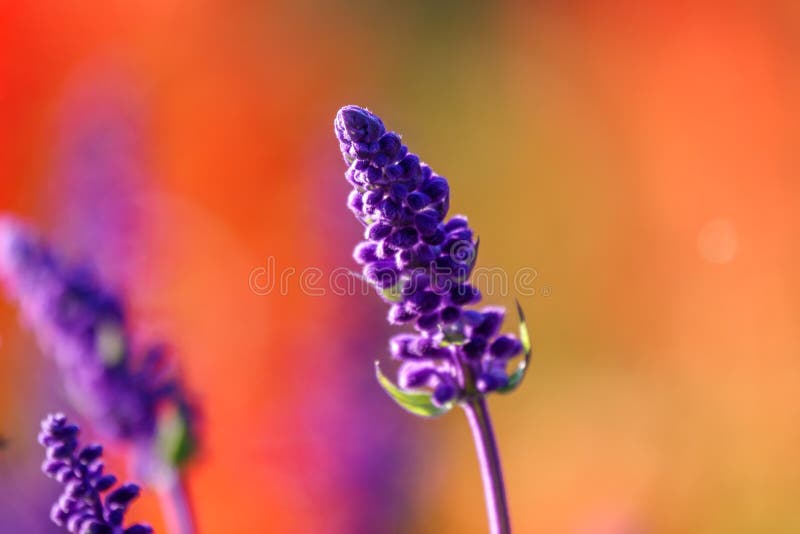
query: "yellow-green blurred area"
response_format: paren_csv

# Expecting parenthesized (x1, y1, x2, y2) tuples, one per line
(1, 1, 799, 532)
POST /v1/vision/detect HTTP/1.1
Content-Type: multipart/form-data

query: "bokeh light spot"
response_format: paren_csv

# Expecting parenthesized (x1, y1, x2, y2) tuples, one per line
(697, 218, 738, 264)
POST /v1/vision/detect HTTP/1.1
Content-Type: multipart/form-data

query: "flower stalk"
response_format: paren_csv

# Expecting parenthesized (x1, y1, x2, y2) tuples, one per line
(463, 398, 511, 534)
(334, 105, 533, 534)
(159, 474, 196, 534)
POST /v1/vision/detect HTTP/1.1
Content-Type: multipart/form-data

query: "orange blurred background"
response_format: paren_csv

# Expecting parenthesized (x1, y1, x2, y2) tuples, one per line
(1, 1, 799, 532)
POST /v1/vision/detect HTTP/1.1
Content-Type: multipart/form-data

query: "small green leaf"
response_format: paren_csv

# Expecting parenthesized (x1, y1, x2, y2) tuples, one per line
(440, 326, 467, 346)
(517, 299, 532, 355)
(375, 361, 454, 418)
(96, 322, 126, 367)
(468, 236, 480, 270)
(380, 281, 404, 303)
(156, 406, 196, 468)
(498, 300, 532, 394)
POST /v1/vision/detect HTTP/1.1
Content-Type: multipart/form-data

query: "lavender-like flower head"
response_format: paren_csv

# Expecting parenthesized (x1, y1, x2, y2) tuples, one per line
(335, 106, 531, 414)
(39, 413, 153, 534)
(0, 216, 195, 464)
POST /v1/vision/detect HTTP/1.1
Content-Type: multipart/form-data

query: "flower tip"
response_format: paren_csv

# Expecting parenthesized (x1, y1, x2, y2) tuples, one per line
(335, 105, 385, 144)
(0, 215, 20, 268)
(107, 483, 141, 506)
(41, 412, 68, 432)
(0, 212, 17, 231)
(0, 216, 39, 280)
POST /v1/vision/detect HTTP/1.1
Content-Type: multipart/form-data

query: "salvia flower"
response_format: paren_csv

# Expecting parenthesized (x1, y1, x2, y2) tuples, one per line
(0, 216, 195, 462)
(334, 106, 531, 414)
(39, 413, 153, 534)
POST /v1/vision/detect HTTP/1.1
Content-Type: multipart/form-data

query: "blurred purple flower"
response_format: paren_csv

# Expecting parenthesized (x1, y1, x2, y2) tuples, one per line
(39, 413, 152, 534)
(0, 216, 195, 462)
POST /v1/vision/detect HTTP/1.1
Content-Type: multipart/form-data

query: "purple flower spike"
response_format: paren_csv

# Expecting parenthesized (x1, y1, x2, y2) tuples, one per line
(334, 106, 529, 404)
(336, 106, 533, 534)
(39, 413, 153, 534)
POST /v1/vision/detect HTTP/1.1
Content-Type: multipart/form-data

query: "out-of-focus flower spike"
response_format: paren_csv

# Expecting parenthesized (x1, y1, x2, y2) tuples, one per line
(0, 215, 198, 471)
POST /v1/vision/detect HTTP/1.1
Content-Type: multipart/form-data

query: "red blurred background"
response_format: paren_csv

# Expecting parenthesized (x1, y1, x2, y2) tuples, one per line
(1, 1, 799, 532)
